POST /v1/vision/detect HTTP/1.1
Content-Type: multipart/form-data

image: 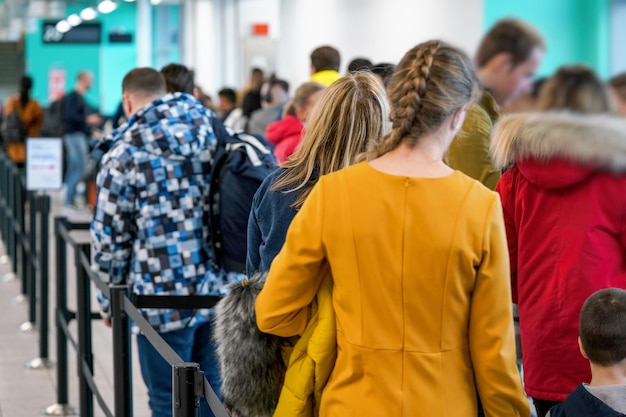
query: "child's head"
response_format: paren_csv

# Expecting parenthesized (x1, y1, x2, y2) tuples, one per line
(579, 288, 626, 366)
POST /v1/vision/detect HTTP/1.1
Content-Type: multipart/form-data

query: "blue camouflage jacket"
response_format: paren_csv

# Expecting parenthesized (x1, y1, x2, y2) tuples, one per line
(91, 93, 233, 333)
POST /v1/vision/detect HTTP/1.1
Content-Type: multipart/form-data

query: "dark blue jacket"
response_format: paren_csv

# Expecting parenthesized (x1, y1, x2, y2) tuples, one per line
(246, 168, 298, 276)
(549, 385, 626, 417)
(64, 91, 94, 135)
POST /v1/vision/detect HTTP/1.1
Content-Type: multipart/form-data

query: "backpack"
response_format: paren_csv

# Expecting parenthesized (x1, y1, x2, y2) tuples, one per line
(40, 96, 66, 137)
(1, 102, 27, 144)
(209, 117, 277, 274)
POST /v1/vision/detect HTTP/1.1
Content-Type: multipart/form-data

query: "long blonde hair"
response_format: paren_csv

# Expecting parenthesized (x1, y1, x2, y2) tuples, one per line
(272, 72, 389, 210)
(378, 40, 479, 156)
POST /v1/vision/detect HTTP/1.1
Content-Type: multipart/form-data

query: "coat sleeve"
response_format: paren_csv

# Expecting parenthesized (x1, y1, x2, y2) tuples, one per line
(495, 170, 518, 304)
(246, 189, 263, 277)
(469, 195, 529, 417)
(90, 150, 136, 312)
(255, 178, 327, 337)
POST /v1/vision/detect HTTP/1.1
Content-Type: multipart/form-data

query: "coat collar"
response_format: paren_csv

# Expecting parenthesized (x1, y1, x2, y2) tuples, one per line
(490, 112, 626, 171)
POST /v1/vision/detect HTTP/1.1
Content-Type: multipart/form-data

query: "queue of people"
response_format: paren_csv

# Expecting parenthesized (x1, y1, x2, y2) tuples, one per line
(1, 15, 626, 417)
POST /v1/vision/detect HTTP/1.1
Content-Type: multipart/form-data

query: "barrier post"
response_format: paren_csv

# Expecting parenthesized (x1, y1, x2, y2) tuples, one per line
(8, 165, 18, 276)
(76, 243, 94, 417)
(18, 191, 38, 332)
(26, 194, 54, 369)
(173, 362, 201, 417)
(0, 154, 5, 246)
(42, 217, 78, 416)
(1, 157, 18, 283)
(110, 285, 133, 417)
(15, 173, 27, 290)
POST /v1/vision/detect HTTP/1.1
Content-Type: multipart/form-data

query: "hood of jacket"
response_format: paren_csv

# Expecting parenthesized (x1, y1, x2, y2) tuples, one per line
(265, 115, 303, 145)
(490, 112, 626, 189)
(111, 92, 215, 160)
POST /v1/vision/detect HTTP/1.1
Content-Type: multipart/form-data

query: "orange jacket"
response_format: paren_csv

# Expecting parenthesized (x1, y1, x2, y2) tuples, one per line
(5, 94, 44, 138)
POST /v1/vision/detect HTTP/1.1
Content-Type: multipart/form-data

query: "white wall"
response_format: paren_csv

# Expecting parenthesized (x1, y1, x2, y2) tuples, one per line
(611, 0, 626, 75)
(190, 0, 484, 97)
(277, 0, 484, 89)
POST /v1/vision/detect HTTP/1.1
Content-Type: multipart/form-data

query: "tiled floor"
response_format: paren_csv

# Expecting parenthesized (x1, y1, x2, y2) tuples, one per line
(0, 191, 150, 417)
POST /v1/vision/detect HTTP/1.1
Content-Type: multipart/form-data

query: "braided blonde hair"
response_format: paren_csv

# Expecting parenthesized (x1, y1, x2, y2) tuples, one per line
(377, 40, 478, 156)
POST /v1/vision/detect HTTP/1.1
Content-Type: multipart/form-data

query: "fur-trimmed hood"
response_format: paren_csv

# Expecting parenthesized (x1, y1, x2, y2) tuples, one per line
(490, 112, 626, 188)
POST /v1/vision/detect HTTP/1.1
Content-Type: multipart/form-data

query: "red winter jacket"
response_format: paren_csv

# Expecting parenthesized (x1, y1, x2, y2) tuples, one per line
(491, 112, 626, 402)
(265, 115, 303, 163)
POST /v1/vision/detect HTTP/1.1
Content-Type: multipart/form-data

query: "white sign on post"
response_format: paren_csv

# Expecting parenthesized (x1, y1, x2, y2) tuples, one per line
(27, 138, 63, 191)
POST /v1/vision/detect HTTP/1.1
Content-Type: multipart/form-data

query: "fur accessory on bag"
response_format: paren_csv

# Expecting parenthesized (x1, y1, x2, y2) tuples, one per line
(213, 272, 288, 417)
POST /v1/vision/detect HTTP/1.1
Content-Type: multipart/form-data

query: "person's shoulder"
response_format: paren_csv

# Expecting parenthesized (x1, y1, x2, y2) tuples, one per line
(450, 170, 501, 206)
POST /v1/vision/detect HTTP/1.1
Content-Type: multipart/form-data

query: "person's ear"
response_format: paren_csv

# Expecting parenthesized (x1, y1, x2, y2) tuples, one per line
(122, 93, 132, 118)
(578, 337, 589, 359)
(192, 87, 201, 100)
(490, 52, 514, 74)
(310, 65, 317, 76)
(450, 105, 469, 133)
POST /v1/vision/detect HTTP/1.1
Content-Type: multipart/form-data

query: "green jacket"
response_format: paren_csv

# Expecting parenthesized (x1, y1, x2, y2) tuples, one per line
(445, 90, 500, 190)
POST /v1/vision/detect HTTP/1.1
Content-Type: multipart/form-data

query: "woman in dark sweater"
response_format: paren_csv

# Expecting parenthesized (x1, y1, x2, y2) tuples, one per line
(246, 72, 389, 276)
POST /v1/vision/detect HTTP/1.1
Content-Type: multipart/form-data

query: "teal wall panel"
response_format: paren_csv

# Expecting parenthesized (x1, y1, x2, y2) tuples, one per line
(25, 2, 137, 115)
(484, 0, 611, 78)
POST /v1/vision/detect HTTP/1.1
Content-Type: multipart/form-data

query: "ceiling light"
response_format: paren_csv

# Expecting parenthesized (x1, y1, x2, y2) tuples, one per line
(67, 14, 82, 26)
(97, 0, 118, 14)
(80, 7, 98, 20)
(55, 20, 71, 33)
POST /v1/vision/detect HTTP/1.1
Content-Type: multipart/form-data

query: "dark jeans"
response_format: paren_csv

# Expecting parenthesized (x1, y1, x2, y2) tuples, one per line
(137, 320, 222, 417)
(533, 398, 560, 417)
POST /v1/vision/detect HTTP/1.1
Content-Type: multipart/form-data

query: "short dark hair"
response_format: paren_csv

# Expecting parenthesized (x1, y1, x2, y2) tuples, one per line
(348, 57, 373, 73)
(580, 288, 626, 366)
(610, 73, 626, 101)
(371, 63, 397, 88)
(218, 88, 237, 105)
(311, 46, 341, 72)
(476, 19, 545, 69)
(122, 68, 167, 97)
(160, 63, 195, 94)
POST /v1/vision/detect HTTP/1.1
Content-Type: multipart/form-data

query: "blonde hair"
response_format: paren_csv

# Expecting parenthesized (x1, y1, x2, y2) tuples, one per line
(537, 65, 611, 114)
(272, 72, 389, 210)
(284, 82, 325, 117)
(377, 40, 479, 156)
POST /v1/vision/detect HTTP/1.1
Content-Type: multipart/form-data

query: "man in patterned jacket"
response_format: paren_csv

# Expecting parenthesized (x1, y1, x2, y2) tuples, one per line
(90, 68, 227, 417)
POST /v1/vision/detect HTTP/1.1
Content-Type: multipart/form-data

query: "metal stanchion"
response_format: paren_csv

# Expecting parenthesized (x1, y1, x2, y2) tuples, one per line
(8, 165, 18, 277)
(15, 175, 28, 303)
(110, 285, 133, 417)
(26, 195, 54, 370)
(18, 192, 37, 333)
(42, 217, 78, 416)
(2, 164, 17, 283)
(15, 175, 28, 302)
(76, 243, 94, 417)
(173, 362, 201, 417)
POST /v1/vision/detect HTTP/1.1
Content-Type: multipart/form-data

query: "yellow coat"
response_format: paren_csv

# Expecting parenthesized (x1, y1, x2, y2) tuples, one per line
(256, 162, 529, 417)
(310, 70, 341, 87)
(273, 276, 336, 417)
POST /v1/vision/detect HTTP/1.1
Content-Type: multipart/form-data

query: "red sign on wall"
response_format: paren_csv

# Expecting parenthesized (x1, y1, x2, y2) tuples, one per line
(48, 68, 66, 102)
(252, 23, 269, 36)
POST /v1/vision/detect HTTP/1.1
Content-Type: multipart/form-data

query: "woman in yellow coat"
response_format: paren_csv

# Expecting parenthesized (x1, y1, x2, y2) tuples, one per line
(256, 40, 529, 417)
